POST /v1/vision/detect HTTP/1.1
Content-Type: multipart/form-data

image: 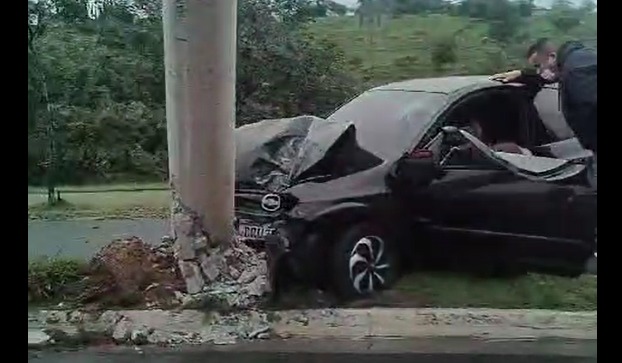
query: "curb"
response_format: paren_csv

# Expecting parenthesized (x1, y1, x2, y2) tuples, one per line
(28, 308, 597, 347)
(28, 330, 51, 348)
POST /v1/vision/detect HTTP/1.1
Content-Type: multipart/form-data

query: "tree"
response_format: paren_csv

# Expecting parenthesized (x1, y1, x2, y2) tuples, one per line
(28, 0, 168, 186)
(357, 0, 391, 28)
(28, 0, 60, 204)
(548, 0, 582, 33)
(517, 0, 534, 17)
(457, 0, 522, 43)
(27, 0, 358, 186)
(579, 0, 596, 14)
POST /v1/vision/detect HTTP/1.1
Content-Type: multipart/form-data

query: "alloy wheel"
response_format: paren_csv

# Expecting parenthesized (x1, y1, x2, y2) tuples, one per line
(348, 236, 391, 294)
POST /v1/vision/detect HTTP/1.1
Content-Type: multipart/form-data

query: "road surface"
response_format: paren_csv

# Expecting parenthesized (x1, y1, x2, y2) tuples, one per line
(28, 219, 169, 261)
(27, 352, 596, 363)
(28, 338, 597, 363)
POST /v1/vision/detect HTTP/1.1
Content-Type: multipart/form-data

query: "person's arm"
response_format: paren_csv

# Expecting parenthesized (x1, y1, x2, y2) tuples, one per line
(490, 67, 544, 100)
(515, 68, 545, 101)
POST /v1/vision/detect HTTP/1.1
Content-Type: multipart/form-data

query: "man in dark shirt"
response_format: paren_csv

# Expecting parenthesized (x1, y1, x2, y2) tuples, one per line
(491, 38, 597, 189)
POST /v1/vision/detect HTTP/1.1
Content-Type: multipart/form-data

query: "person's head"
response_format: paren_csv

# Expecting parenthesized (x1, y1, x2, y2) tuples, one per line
(526, 38, 559, 81)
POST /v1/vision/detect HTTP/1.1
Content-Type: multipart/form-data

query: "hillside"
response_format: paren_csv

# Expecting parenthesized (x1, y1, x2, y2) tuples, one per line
(308, 13, 597, 85)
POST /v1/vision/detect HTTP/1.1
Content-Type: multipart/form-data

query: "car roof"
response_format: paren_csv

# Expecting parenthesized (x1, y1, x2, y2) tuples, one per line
(328, 76, 564, 162)
(371, 75, 558, 95)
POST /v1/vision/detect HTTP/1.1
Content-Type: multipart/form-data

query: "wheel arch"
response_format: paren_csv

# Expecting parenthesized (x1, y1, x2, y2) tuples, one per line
(291, 202, 374, 287)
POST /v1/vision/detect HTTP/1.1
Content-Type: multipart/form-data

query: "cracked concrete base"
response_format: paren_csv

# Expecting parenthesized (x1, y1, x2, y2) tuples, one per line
(28, 308, 596, 348)
(169, 186, 269, 309)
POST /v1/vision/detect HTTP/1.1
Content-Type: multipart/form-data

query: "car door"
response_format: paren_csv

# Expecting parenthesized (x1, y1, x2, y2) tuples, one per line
(408, 131, 588, 244)
(404, 145, 592, 275)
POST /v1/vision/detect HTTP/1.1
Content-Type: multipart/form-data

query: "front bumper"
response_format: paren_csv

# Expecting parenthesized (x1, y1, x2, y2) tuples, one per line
(264, 220, 327, 293)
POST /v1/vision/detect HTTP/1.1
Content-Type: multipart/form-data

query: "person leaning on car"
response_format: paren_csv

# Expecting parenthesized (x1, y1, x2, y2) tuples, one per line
(490, 38, 597, 190)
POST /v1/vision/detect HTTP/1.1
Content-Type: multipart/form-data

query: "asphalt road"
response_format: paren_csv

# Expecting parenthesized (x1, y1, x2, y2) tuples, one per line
(28, 219, 169, 261)
(27, 351, 596, 363)
(28, 338, 599, 363)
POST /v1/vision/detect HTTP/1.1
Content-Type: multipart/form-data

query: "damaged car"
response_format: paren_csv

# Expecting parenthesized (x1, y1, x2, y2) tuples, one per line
(234, 76, 597, 299)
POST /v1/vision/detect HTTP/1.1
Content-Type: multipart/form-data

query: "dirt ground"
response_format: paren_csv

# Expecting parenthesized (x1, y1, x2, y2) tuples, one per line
(78, 237, 186, 309)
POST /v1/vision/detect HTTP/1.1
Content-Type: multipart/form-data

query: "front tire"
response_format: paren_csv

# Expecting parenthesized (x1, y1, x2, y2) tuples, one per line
(331, 223, 399, 300)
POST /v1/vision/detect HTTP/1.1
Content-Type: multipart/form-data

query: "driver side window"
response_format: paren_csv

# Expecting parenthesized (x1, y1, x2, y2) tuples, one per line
(440, 138, 498, 170)
(424, 129, 501, 170)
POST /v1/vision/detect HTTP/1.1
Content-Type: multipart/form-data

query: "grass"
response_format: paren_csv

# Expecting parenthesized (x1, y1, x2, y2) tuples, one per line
(28, 255, 596, 310)
(308, 13, 597, 84)
(28, 186, 170, 220)
(28, 257, 87, 305)
(393, 272, 596, 311)
(28, 182, 168, 194)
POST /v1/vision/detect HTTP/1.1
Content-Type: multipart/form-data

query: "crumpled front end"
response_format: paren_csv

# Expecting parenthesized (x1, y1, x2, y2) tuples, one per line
(235, 115, 398, 295)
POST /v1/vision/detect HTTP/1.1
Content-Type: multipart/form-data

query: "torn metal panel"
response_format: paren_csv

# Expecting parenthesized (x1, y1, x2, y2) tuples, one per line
(235, 116, 316, 191)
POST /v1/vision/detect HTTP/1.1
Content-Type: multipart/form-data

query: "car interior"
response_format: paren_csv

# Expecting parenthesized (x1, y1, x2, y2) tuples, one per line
(423, 88, 588, 182)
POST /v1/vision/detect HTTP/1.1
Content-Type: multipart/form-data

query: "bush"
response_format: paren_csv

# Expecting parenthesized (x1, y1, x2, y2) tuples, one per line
(28, 258, 86, 303)
(548, 1, 583, 33)
(28, 0, 360, 185)
(431, 34, 457, 71)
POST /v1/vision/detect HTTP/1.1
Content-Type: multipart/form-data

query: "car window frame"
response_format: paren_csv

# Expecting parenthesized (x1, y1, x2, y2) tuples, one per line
(419, 86, 531, 170)
(532, 84, 576, 141)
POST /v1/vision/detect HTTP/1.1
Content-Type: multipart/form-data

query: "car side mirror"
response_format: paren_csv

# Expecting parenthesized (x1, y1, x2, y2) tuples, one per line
(393, 151, 440, 188)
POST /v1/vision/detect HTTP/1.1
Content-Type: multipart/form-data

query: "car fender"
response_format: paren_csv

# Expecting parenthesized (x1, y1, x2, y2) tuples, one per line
(307, 202, 371, 222)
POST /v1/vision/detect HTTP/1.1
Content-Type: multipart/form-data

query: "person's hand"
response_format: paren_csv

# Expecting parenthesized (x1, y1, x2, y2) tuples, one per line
(489, 70, 522, 83)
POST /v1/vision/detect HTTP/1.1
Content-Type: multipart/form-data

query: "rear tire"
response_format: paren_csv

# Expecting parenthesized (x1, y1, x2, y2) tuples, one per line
(331, 223, 400, 300)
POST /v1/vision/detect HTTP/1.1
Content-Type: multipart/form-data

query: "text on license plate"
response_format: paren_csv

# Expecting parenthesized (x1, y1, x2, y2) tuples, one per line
(237, 224, 274, 239)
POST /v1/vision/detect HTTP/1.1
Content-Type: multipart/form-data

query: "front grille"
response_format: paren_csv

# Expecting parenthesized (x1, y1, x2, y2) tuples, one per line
(234, 190, 283, 227)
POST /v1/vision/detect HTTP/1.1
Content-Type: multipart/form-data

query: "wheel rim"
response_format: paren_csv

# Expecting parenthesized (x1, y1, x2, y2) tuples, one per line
(348, 236, 391, 294)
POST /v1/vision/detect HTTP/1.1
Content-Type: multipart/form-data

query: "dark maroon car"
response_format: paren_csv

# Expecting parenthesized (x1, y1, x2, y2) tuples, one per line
(234, 76, 597, 299)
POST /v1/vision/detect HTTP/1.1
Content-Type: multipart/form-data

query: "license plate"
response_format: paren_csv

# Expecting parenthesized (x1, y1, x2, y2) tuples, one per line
(237, 224, 275, 239)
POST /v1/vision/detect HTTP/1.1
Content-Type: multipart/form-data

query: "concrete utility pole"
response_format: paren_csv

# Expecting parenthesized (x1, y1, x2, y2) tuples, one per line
(185, 0, 237, 246)
(162, 0, 238, 294)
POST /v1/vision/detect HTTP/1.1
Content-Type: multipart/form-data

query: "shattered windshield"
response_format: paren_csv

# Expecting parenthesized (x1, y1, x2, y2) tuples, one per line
(328, 90, 448, 160)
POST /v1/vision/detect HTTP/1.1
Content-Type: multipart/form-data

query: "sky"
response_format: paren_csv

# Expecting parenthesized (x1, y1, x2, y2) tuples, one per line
(331, 0, 597, 10)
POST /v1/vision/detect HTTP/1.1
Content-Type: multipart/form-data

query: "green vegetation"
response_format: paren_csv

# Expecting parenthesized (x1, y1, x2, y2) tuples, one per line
(28, 188, 169, 220)
(394, 272, 597, 311)
(28, 0, 596, 193)
(28, 0, 358, 194)
(28, 255, 596, 310)
(28, 257, 86, 304)
(308, 7, 596, 85)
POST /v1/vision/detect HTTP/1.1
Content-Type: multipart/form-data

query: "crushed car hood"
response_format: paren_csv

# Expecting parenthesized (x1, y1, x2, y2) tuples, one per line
(235, 115, 315, 191)
(236, 115, 376, 192)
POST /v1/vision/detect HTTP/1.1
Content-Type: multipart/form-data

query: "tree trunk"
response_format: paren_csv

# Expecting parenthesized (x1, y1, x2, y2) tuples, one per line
(39, 58, 58, 206)
(162, 0, 269, 309)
